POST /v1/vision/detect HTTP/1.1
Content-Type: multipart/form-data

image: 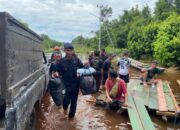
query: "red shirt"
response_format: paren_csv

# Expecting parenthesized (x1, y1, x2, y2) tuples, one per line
(105, 78, 127, 100)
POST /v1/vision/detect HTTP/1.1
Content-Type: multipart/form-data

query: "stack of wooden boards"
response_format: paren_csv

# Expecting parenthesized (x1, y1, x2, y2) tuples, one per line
(127, 79, 180, 130)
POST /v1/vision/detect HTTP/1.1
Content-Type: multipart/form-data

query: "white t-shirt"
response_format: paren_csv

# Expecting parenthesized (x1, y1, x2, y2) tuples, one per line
(118, 57, 130, 75)
(77, 67, 96, 76)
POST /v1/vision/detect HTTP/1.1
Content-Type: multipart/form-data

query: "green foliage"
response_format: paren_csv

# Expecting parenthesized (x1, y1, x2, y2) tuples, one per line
(72, 35, 98, 48)
(154, 0, 180, 20)
(100, 5, 112, 20)
(174, 0, 180, 14)
(105, 45, 123, 55)
(41, 34, 62, 52)
(128, 22, 160, 59)
(73, 44, 92, 54)
(154, 13, 180, 67)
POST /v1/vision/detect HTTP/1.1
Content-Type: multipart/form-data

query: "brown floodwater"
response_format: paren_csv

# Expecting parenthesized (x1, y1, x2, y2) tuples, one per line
(36, 57, 180, 130)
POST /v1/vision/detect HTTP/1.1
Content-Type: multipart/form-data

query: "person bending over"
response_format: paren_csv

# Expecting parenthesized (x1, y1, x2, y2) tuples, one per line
(105, 70, 128, 107)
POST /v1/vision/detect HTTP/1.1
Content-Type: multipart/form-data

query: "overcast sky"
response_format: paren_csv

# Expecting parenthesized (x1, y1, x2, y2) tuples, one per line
(0, 0, 157, 42)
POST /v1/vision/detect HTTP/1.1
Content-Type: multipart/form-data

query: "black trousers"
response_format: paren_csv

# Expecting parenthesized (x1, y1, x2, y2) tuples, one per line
(119, 74, 129, 83)
(93, 71, 101, 91)
(63, 87, 79, 118)
(103, 71, 108, 85)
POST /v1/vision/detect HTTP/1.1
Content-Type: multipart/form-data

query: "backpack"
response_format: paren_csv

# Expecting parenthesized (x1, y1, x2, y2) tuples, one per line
(91, 57, 100, 70)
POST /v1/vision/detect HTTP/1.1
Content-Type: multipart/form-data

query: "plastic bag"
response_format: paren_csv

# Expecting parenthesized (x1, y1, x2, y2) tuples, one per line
(48, 78, 65, 106)
(80, 73, 97, 95)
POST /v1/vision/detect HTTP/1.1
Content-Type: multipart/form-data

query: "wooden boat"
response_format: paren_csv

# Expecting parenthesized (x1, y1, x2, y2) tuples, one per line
(129, 58, 165, 73)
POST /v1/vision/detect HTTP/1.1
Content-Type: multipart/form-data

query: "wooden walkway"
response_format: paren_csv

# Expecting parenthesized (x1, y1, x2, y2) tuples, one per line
(127, 79, 180, 130)
(127, 80, 156, 130)
(96, 79, 179, 130)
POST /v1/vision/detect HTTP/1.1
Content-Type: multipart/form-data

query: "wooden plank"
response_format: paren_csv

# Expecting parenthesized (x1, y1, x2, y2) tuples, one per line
(163, 82, 175, 111)
(157, 80, 168, 111)
(127, 93, 144, 130)
(166, 81, 180, 112)
(128, 79, 149, 106)
(164, 93, 175, 111)
(132, 94, 156, 130)
(156, 111, 180, 117)
(148, 86, 158, 110)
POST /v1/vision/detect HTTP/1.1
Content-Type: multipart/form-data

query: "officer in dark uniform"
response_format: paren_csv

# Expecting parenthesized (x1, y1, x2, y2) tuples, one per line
(56, 43, 83, 118)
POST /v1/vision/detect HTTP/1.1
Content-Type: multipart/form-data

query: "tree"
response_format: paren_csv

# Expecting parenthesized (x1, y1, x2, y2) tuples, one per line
(128, 22, 160, 59)
(174, 0, 180, 14)
(154, 0, 174, 20)
(99, 5, 112, 22)
(41, 34, 62, 50)
(154, 13, 180, 66)
(72, 35, 86, 45)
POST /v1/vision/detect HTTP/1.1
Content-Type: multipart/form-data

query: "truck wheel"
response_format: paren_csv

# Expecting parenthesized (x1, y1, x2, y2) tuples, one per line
(26, 108, 37, 130)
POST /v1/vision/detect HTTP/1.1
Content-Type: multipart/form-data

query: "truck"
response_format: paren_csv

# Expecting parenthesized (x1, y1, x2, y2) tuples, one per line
(0, 12, 49, 130)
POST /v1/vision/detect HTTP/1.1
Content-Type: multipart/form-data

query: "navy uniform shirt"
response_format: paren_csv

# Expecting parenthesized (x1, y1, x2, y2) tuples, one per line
(58, 56, 83, 90)
(103, 59, 111, 72)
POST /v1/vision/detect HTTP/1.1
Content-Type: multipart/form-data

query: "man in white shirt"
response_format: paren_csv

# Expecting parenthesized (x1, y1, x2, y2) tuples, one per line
(117, 50, 131, 83)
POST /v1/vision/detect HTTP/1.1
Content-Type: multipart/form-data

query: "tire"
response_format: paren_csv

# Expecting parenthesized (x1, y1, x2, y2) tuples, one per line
(26, 108, 37, 130)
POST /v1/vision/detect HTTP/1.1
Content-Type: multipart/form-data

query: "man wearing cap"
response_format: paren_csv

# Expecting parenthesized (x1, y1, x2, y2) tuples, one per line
(141, 61, 161, 87)
(55, 43, 83, 118)
(117, 50, 131, 84)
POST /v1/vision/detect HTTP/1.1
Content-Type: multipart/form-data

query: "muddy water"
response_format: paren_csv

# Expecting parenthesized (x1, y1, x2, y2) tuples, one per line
(36, 56, 180, 130)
